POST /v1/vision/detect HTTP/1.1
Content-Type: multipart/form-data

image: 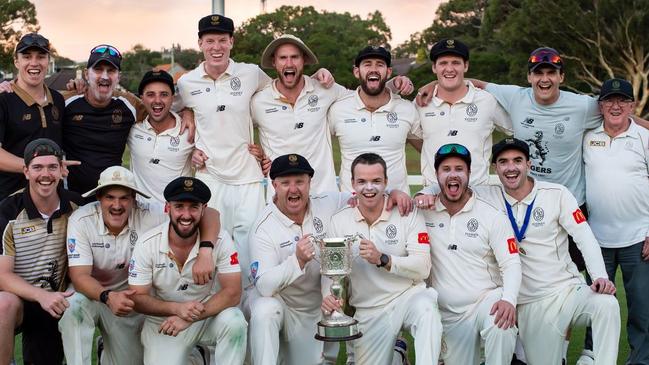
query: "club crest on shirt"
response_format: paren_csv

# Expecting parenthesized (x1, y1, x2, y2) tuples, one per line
(112, 109, 123, 124)
(308, 95, 319, 107)
(467, 218, 479, 232)
(51, 105, 60, 121)
(130, 230, 138, 246)
(386, 224, 398, 239)
(386, 112, 398, 124)
(466, 103, 478, 117)
(554, 122, 565, 136)
(169, 136, 180, 147)
(230, 77, 241, 91)
(533, 207, 544, 221)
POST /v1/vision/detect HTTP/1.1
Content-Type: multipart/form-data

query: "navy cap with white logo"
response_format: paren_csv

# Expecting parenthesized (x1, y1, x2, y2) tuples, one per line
(164, 177, 211, 203)
(198, 14, 234, 37)
(269, 154, 315, 180)
(599, 78, 634, 101)
(355, 46, 391, 67)
(429, 39, 469, 62)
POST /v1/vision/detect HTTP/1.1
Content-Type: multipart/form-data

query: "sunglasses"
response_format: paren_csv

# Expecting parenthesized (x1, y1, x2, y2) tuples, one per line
(91, 45, 122, 59)
(19, 33, 50, 49)
(436, 143, 470, 157)
(32, 144, 62, 158)
(529, 51, 562, 65)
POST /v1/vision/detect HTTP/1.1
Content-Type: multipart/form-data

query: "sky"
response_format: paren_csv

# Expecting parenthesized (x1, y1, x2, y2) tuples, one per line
(32, 0, 443, 62)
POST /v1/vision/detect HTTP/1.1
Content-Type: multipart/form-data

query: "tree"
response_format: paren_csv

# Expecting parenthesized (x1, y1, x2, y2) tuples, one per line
(0, 0, 39, 74)
(489, 0, 649, 117)
(119, 44, 163, 93)
(233, 6, 392, 88)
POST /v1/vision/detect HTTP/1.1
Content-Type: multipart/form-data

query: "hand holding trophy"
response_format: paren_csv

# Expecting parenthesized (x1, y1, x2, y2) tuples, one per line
(310, 234, 363, 341)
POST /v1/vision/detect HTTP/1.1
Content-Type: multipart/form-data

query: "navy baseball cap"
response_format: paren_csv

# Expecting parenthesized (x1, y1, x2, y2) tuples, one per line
(15, 33, 50, 54)
(138, 70, 175, 96)
(198, 14, 234, 37)
(164, 177, 211, 203)
(355, 46, 391, 67)
(492, 138, 530, 163)
(429, 39, 469, 62)
(269, 154, 315, 180)
(87, 44, 122, 70)
(599, 78, 634, 101)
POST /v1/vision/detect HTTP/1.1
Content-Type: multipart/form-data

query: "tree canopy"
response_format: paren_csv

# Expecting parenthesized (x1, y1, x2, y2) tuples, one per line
(0, 0, 39, 75)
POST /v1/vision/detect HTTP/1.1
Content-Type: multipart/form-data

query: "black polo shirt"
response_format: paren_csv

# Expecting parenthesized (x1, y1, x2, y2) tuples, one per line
(0, 82, 64, 200)
(63, 95, 137, 195)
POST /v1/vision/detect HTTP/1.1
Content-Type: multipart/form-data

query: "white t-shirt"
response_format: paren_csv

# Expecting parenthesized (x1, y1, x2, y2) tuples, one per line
(423, 193, 521, 322)
(328, 200, 431, 312)
(67, 201, 167, 291)
(329, 90, 420, 194)
(249, 192, 350, 312)
(486, 84, 602, 205)
(252, 77, 349, 194)
(416, 82, 512, 187)
(128, 111, 193, 204)
(583, 120, 649, 247)
(175, 60, 271, 184)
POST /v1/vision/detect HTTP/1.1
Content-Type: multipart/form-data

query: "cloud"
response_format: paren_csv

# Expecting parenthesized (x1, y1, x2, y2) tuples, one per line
(33, 0, 442, 61)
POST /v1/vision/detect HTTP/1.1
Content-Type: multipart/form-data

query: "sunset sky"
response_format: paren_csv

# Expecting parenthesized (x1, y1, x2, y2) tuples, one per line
(31, 0, 443, 61)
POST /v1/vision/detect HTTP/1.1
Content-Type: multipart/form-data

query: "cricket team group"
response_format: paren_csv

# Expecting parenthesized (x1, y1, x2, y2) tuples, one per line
(0, 11, 647, 365)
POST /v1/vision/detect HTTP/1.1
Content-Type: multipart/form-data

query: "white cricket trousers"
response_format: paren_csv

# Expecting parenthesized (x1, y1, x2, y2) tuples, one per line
(518, 284, 620, 365)
(354, 287, 443, 365)
(249, 296, 324, 365)
(141, 306, 247, 365)
(440, 289, 517, 365)
(58, 292, 144, 365)
(195, 172, 264, 290)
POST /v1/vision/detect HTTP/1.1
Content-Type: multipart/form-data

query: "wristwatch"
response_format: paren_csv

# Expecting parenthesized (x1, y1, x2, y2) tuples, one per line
(199, 241, 214, 249)
(99, 289, 112, 304)
(376, 253, 390, 268)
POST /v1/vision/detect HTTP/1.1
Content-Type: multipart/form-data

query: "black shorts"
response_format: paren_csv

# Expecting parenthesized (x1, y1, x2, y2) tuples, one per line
(16, 300, 64, 365)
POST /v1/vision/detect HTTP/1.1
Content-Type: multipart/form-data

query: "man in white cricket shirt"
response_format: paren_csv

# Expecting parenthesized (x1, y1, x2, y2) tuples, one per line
(422, 143, 521, 365)
(329, 46, 421, 194)
(129, 177, 247, 365)
(583, 79, 648, 364)
(415, 39, 512, 188)
(322, 153, 442, 365)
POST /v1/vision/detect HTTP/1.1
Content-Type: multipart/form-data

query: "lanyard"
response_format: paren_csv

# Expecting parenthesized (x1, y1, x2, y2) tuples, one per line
(503, 193, 535, 243)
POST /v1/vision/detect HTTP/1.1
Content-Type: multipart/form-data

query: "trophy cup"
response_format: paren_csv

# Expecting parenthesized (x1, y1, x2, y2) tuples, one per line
(311, 235, 363, 341)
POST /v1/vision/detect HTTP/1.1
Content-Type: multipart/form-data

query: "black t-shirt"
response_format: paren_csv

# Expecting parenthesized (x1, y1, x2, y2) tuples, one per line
(0, 83, 64, 200)
(63, 95, 136, 195)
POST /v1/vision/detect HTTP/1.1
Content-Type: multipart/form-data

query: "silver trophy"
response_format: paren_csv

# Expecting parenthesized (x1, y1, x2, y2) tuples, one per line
(311, 234, 363, 342)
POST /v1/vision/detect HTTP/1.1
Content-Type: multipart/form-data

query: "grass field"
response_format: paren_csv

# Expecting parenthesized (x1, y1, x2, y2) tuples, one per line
(12, 134, 631, 364)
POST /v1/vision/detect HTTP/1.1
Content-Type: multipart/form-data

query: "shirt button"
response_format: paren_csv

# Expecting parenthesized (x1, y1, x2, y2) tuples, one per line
(147, 137, 152, 141)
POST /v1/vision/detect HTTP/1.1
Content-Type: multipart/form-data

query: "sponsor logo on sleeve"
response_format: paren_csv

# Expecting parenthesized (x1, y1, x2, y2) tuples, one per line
(230, 252, 239, 265)
(572, 209, 586, 224)
(418, 232, 430, 244)
(507, 237, 518, 254)
(249, 261, 259, 283)
(67, 238, 76, 253)
(128, 258, 137, 278)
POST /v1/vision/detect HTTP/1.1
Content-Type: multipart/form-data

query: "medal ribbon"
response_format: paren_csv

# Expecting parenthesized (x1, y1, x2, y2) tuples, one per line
(503, 193, 536, 243)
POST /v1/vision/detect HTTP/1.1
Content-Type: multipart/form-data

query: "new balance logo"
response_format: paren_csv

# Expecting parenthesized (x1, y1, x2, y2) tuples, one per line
(369, 136, 381, 142)
(294, 122, 304, 129)
(216, 105, 226, 112)
(448, 244, 457, 250)
(177, 283, 189, 291)
(523, 117, 534, 124)
(149, 158, 160, 164)
(448, 130, 458, 136)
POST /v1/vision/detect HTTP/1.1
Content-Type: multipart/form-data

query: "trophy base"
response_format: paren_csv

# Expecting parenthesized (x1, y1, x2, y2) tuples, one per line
(315, 319, 363, 342)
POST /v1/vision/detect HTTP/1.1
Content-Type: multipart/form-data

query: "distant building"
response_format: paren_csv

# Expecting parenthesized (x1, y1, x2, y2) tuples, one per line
(45, 67, 80, 91)
(391, 57, 419, 76)
(153, 63, 187, 83)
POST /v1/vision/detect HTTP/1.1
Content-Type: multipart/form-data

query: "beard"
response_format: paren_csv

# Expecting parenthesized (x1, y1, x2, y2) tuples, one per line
(170, 218, 199, 239)
(360, 74, 387, 96)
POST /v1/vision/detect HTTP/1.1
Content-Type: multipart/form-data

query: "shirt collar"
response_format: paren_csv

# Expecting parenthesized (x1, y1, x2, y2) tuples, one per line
(352, 87, 397, 112)
(270, 200, 313, 228)
(432, 80, 474, 107)
(199, 59, 235, 80)
(157, 221, 201, 259)
(503, 177, 538, 206)
(12, 80, 53, 107)
(352, 195, 390, 223)
(434, 190, 476, 213)
(23, 184, 75, 220)
(142, 111, 183, 137)
(271, 75, 314, 100)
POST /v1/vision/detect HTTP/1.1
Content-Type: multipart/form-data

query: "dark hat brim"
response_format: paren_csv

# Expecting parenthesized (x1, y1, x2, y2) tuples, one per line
(165, 192, 210, 204)
(269, 167, 315, 180)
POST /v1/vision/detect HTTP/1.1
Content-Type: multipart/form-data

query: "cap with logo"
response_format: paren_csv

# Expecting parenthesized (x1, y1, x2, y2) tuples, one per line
(491, 138, 530, 163)
(164, 177, 211, 203)
(528, 47, 563, 72)
(138, 70, 175, 96)
(354, 46, 391, 67)
(87, 44, 122, 70)
(24, 138, 63, 166)
(269, 154, 315, 180)
(434, 143, 472, 170)
(82, 166, 150, 198)
(429, 39, 469, 62)
(198, 14, 234, 37)
(15, 33, 50, 54)
(598, 78, 634, 101)
(260, 34, 318, 69)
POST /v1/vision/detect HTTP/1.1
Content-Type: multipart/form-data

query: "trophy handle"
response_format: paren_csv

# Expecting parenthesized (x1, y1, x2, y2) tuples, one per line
(346, 233, 363, 262)
(308, 235, 321, 264)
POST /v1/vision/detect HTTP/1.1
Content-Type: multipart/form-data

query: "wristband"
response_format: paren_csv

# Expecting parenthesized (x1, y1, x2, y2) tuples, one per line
(199, 241, 214, 249)
(100, 289, 112, 304)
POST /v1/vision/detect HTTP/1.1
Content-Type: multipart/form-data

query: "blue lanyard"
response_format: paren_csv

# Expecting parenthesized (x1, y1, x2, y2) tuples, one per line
(503, 193, 536, 243)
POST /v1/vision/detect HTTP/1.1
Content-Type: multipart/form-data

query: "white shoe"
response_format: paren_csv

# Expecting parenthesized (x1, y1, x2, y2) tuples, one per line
(575, 349, 595, 365)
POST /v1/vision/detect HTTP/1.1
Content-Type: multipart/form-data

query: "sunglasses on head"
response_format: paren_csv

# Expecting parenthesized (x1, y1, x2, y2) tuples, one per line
(20, 33, 50, 48)
(32, 144, 61, 158)
(437, 143, 470, 157)
(91, 45, 122, 59)
(529, 51, 562, 65)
